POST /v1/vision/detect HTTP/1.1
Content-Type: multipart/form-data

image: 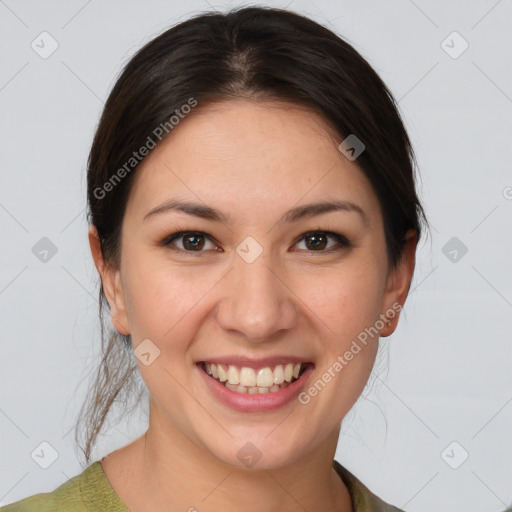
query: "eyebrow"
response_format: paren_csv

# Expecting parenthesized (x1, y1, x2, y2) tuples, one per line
(143, 199, 368, 225)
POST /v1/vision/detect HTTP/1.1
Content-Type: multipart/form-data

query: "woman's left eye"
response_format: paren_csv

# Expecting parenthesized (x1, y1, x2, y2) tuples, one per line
(294, 231, 351, 252)
(163, 230, 350, 253)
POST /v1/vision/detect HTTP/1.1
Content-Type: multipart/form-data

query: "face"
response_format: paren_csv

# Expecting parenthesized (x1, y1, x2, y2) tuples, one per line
(91, 99, 415, 470)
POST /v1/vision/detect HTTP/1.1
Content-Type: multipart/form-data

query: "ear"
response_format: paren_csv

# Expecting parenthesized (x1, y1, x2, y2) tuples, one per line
(379, 229, 418, 337)
(88, 225, 130, 335)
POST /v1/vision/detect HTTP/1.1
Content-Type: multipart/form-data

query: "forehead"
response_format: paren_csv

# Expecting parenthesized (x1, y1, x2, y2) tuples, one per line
(126, 99, 381, 227)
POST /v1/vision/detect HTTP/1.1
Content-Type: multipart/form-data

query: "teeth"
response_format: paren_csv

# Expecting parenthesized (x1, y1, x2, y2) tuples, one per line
(240, 367, 256, 387)
(203, 361, 308, 394)
(227, 365, 240, 385)
(225, 382, 246, 393)
(256, 367, 274, 387)
(273, 365, 284, 384)
(284, 363, 293, 382)
(218, 364, 228, 382)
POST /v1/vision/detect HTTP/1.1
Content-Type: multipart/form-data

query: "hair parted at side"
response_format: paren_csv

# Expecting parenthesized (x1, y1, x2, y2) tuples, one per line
(75, 5, 428, 464)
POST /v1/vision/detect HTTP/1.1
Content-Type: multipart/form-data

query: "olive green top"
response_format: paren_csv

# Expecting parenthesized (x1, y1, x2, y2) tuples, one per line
(0, 459, 404, 511)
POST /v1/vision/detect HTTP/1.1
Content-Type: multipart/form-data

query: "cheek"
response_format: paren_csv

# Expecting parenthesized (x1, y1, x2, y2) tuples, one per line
(295, 261, 386, 341)
(290, 267, 383, 426)
(295, 260, 384, 395)
(121, 254, 221, 343)
(121, 260, 218, 398)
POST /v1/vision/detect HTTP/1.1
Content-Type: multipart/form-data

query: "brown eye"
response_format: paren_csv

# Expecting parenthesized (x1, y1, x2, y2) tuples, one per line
(165, 231, 218, 252)
(304, 232, 328, 250)
(182, 233, 205, 250)
(295, 231, 351, 252)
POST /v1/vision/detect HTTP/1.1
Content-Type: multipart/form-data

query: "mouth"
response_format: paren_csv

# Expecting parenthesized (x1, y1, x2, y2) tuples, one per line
(199, 361, 312, 394)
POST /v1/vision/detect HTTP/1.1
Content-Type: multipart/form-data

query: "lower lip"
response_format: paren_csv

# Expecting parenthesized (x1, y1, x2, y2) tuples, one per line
(197, 363, 314, 413)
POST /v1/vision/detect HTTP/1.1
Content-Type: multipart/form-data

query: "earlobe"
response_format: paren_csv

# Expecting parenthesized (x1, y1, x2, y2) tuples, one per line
(379, 229, 418, 337)
(88, 226, 130, 335)
(108, 272, 130, 335)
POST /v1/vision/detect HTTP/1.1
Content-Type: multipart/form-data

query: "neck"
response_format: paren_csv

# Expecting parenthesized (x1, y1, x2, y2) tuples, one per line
(102, 400, 352, 512)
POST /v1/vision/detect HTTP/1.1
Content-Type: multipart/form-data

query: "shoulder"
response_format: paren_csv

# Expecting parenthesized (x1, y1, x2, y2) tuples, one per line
(0, 493, 60, 512)
(333, 460, 405, 512)
(0, 461, 127, 512)
(0, 468, 86, 512)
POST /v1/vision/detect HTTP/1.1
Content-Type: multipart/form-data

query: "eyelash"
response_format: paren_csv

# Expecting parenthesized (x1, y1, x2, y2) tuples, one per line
(161, 229, 352, 254)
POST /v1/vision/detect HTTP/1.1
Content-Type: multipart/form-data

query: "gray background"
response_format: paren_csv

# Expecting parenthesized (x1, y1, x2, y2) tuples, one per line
(1, 0, 511, 510)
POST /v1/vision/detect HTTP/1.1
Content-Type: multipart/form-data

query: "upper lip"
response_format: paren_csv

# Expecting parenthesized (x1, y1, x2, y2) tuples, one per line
(197, 356, 313, 369)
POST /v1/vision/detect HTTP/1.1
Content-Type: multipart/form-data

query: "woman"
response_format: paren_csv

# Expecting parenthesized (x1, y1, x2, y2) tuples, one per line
(1, 6, 427, 511)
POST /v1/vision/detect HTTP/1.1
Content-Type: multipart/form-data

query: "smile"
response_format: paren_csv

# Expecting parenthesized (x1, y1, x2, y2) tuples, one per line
(200, 361, 310, 394)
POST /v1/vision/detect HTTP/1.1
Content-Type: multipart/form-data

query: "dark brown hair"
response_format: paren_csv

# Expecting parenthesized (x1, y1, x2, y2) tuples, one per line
(75, 6, 427, 464)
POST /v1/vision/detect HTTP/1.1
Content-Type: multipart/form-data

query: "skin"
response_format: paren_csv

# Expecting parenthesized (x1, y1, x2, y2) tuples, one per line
(89, 99, 417, 511)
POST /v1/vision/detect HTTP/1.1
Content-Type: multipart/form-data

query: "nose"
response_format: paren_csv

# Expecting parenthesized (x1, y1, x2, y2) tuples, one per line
(215, 252, 299, 342)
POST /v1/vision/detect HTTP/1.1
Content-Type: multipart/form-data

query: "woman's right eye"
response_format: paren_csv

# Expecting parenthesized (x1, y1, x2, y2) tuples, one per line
(164, 231, 220, 252)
